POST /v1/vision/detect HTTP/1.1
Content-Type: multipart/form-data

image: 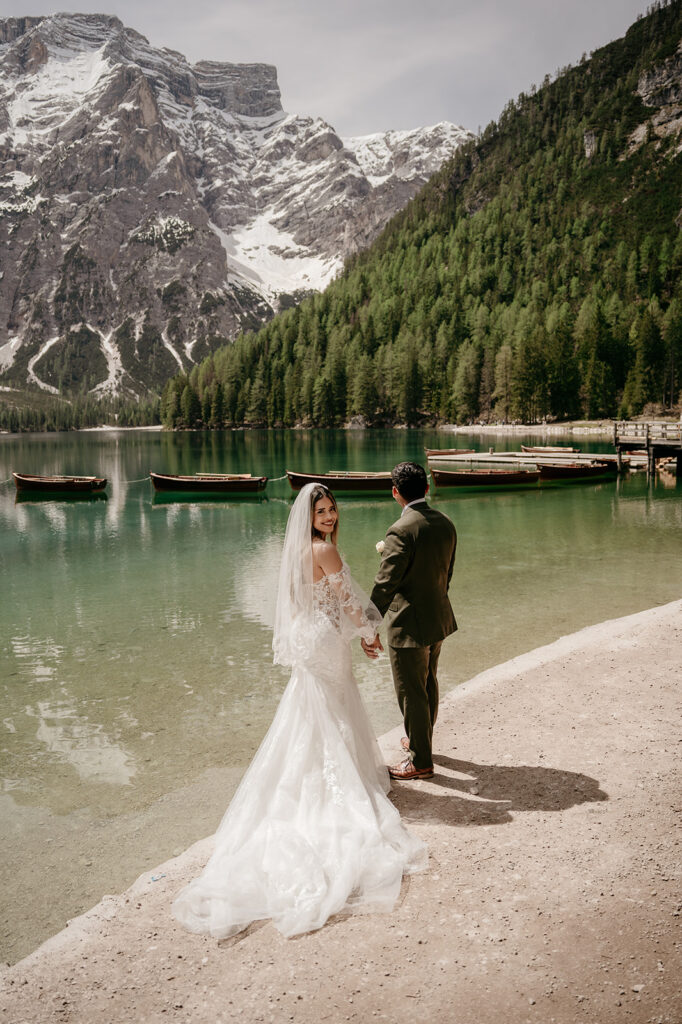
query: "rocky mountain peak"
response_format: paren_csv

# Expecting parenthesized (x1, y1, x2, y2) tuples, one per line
(0, 12, 473, 398)
(193, 61, 282, 118)
(0, 15, 46, 46)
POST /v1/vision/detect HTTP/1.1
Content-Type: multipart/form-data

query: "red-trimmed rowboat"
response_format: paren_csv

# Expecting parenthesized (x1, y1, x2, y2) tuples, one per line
(286, 470, 393, 493)
(537, 462, 618, 481)
(13, 473, 107, 493)
(430, 467, 540, 488)
(150, 472, 267, 493)
(520, 445, 581, 454)
(423, 448, 476, 457)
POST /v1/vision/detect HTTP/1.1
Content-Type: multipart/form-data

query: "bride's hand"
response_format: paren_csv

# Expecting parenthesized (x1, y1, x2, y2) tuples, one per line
(361, 635, 383, 660)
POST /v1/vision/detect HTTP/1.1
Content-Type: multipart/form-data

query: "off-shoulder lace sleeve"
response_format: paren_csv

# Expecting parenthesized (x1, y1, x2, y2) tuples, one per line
(323, 565, 382, 643)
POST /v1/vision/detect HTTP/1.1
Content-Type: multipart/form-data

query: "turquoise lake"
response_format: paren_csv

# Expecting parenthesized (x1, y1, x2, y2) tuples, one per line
(1, 427, 680, 963)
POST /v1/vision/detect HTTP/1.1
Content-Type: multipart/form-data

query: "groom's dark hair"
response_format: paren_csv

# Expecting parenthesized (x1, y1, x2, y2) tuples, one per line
(392, 462, 428, 502)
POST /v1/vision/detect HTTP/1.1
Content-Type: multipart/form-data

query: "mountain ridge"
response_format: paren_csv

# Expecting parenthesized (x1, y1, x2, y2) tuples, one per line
(159, 0, 682, 430)
(0, 12, 472, 401)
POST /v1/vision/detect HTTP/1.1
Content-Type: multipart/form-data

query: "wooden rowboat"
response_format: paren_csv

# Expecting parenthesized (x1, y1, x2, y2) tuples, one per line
(286, 470, 394, 493)
(424, 448, 476, 457)
(13, 472, 107, 493)
(149, 472, 267, 493)
(537, 462, 618, 482)
(430, 467, 540, 489)
(521, 445, 581, 454)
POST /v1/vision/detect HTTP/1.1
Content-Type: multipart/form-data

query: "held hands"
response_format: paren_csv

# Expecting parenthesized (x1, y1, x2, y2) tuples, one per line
(361, 634, 384, 660)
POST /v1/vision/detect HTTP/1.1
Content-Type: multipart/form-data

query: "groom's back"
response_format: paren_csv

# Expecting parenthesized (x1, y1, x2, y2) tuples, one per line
(400, 503, 456, 601)
(372, 502, 457, 648)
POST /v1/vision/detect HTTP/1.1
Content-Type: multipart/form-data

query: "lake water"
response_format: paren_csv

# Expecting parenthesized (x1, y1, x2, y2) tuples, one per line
(1, 427, 680, 963)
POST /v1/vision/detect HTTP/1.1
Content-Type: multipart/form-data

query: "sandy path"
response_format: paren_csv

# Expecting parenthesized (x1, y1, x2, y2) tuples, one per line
(2, 599, 681, 1024)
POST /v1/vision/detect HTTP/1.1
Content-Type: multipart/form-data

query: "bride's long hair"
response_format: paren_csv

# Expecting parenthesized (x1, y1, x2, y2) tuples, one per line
(309, 484, 338, 545)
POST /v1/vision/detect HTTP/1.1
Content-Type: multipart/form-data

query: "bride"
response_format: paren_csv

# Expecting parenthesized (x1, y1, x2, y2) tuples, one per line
(172, 482, 427, 939)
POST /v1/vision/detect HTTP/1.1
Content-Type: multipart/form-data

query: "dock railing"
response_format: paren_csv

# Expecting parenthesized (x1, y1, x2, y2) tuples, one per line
(613, 420, 682, 474)
(613, 421, 682, 444)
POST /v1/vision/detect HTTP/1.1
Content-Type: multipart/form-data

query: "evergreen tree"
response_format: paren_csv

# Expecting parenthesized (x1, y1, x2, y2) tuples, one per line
(622, 306, 666, 414)
(662, 298, 682, 408)
(180, 382, 201, 426)
(312, 375, 336, 426)
(452, 341, 481, 423)
(493, 344, 514, 422)
(153, 1, 682, 429)
(210, 381, 225, 427)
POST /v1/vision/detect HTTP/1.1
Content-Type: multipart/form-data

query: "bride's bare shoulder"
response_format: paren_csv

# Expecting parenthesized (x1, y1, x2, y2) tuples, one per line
(313, 539, 343, 576)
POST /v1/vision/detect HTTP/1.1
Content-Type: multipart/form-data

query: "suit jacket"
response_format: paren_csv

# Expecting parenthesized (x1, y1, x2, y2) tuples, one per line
(370, 500, 457, 648)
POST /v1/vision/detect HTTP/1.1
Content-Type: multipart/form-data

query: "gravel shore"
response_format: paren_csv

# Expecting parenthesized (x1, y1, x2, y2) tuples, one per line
(2, 599, 681, 1024)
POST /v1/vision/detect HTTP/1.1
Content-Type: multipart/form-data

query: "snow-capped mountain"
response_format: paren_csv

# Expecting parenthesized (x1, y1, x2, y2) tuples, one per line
(0, 14, 473, 396)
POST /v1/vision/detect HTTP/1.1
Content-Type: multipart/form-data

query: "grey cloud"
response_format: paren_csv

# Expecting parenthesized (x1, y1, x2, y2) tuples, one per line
(1, 0, 648, 135)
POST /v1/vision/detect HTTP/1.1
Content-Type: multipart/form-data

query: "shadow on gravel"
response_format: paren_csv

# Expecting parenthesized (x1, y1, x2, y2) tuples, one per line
(394, 785, 515, 827)
(218, 918, 269, 948)
(392, 754, 607, 827)
(435, 754, 608, 811)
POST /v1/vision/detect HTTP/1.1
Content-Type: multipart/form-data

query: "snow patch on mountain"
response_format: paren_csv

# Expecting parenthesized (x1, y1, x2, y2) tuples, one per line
(0, 335, 21, 370)
(160, 329, 184, 372)
(213, 214, 342, 300)
(4, 47, 113, 149)
(0, 12, 474, 396)
(27, 336, 60, 393)
(90, 329, 124, 396)
(345, 122, 472, 187)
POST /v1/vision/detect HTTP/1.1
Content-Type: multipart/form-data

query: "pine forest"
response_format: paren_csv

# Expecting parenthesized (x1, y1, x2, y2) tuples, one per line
(160, 2, 682, 430)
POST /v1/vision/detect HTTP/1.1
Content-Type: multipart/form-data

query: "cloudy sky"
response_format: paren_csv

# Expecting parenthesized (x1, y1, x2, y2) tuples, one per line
(4, 1, 649, 135)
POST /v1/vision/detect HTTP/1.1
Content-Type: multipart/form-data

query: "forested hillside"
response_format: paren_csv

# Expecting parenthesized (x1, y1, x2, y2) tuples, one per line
(0, 394, 159, 433)
(162, 1, 682, 428)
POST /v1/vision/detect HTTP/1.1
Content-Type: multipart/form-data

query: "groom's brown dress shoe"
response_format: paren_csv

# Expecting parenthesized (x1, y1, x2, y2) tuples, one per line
(388, 759, 434, 781)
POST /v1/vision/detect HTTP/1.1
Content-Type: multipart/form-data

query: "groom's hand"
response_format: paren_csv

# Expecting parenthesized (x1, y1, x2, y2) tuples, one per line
(361, 635, 384, 659)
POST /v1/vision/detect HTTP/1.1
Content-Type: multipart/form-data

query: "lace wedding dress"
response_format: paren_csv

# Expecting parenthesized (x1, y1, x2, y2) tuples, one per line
(172, 494, 427, 939)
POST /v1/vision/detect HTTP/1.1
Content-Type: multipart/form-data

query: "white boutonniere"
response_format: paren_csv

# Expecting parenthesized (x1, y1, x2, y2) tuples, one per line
(375, 540, 385, 554)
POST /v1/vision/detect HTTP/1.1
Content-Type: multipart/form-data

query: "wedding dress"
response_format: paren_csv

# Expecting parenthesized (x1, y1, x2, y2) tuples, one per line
(172, 485, 427, 940)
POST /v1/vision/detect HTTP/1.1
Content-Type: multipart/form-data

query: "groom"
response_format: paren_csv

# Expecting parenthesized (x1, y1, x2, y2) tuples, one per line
(362, 462, 457, 780)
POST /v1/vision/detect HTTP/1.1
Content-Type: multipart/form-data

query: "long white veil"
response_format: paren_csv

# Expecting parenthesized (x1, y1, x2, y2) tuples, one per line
(272, 484, 318, 667)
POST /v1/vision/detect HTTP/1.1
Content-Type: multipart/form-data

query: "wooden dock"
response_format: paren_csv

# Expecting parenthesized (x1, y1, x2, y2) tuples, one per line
(613, 421, 682, 475)
(427, 450, 644, 470)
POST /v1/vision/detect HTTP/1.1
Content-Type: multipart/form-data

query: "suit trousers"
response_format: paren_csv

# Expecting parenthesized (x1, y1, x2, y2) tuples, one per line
(388, 641, 443, 770)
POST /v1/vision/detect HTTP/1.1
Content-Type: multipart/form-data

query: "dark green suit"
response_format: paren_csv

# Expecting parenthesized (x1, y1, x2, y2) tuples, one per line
(370, 500, 457, 769)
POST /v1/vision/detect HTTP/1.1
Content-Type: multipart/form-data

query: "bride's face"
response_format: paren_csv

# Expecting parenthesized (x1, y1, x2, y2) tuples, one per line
(312, 497, 338, 537)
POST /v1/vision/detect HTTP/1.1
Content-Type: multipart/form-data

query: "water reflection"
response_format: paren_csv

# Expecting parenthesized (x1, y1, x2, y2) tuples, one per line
(29, 699, 136, 786)
(233, 536, 282, 630)
(611, 476, 682, 527)
(6, 633, 136, 786)
(14, 491, 108, 504)
(11, 634, 64, 679)
(658, 467, 677, 489)
(151, 492, 269, 506)
(164, 610, 202, 635)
